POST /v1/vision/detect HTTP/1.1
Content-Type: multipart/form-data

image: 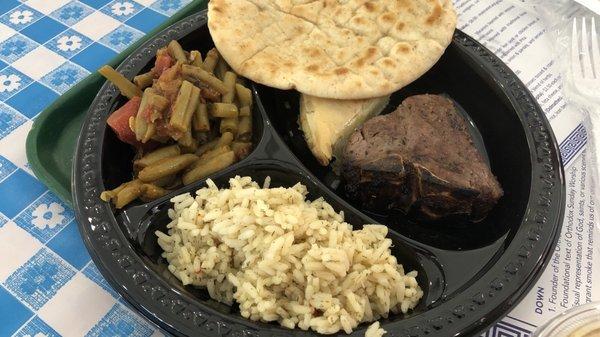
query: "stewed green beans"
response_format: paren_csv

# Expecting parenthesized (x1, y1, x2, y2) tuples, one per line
(99, 40, 254, 208)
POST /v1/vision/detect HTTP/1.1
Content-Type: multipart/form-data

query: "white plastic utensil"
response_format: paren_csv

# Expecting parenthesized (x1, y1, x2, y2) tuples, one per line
(570, 17, 600, 101)
(571, 17, 600, 206)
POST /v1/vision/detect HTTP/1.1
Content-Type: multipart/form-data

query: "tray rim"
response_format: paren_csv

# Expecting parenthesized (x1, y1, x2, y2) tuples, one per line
(24, 0, 206, 207)
(72, 10, 566, 337)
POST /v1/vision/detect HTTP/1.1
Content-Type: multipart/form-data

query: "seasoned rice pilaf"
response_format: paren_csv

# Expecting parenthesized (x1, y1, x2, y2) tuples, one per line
(156, 176, 422, 334)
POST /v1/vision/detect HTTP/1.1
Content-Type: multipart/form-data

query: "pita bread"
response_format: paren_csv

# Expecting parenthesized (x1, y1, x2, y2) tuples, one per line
(207, 0, 457, 99)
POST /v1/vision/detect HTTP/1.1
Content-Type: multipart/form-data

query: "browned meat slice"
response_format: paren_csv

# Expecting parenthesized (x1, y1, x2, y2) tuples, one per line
(342, 94, 503, 221)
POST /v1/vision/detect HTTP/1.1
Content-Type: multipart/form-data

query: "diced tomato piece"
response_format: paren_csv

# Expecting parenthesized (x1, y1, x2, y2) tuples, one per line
(107, 96, 141, 146)
(153, 54, 173, 77)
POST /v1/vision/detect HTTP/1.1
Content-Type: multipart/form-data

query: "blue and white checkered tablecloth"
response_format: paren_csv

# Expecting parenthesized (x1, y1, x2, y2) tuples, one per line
(0, 0, 594, 336)
(0, 1, 191, 336)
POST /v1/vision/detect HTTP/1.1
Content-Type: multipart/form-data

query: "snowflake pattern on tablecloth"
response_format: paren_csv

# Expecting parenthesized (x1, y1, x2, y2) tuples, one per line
(51, 68, 77, 86)
(101, 0, 142, 22)
(12, 316, 60, 337)
(47, 30, 91, 58)
(0, 74, 21, 92)
(0, 101, 26, 139)
(86, 304, 153, 337)
(151, 0, 192, 16)
(112, 2, 135, 16)
(40, 62, 89, 94)
(0, 67, 32, 101)
(14, 191, 74, 243)
(1, 40, 26, 57)
(4, 249, 76, 310)
(100, 25, 143, 52)
(31, 202, 65, 230)
(0, 5, 42, 29)
(57, 35, 82, 52)
(0, 34, 37, 63)
(0, 154, 17, 182)
(110, 30, 133, 46)
(10, 10, 33, 25)
(49, 2, 93, 26)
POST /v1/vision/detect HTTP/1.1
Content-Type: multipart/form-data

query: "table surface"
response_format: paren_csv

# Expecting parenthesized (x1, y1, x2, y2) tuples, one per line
(0, 1, 592, 337)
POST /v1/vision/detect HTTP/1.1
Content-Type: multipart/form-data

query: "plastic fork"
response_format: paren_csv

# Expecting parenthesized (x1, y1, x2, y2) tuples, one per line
(571, 17, 600, 101)
(571, 16, 600, 195)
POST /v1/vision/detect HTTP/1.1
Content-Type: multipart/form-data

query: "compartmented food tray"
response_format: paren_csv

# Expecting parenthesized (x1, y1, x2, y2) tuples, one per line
(72, 10, 565, 337)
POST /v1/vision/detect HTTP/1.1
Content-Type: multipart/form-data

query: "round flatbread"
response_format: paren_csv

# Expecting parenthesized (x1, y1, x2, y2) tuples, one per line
(207, 0, 457, 99)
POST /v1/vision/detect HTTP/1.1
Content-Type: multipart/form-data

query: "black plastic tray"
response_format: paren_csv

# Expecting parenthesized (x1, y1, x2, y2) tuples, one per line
(72, 11, 565, 337)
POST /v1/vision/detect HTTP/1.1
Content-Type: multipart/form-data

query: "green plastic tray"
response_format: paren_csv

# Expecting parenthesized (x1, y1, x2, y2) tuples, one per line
(25, 0, 207, 207)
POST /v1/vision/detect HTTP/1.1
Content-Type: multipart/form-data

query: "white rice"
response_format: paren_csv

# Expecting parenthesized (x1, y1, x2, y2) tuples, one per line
(156, 176, 422, 335)
(365, 321, 386, 337)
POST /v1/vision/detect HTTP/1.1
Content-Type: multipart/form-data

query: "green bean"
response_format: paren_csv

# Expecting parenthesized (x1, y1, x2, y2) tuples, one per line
(172, 83, 200, 138)
(209, 103, 238, 118)
(135, 88, 153, 142)
(100, 181, 129, 202)
(235, 83, 252, 107)
(134, 145, 181, 168)
(148, 93, 169, 117)
(184, 85, 201, 131)
(169, 80, 194, 134)
(239, 106, 251, 117)
(195, 139, 218, 156)
(149, 175, 176, 188)
(193, 103, 210, 132)
(182, 151, 235, 185)
(100, 191, 112, 202)
(200, 145, 231, 161)
(222, 71, 237, 103)
(138, 154, 199, 182)
(231, 142, 253, 160)
(189, 146, 230, 171)
(115, 180, 143, 209)
(165, 176, 182, 190)
(220, 117, 238, 135)
(167, 40, 187, 63)
(190, 50, 203, 68)
(195, 131, 209, 144)
(141, 184, 170, 200)
(133, 71, 154, 89)
(151, 133, 170, 143)
(142, 123, 156, 143)
(115, 189, 141, 208)
(181, 64, 228, 94)
(203, 48, 219, 73)
(215, 131, 234, 148)
(178, 128, 197, 152)
(237, 116, 252, 141)
(215, 58, 229, 80)
(99, 65, 142, 99)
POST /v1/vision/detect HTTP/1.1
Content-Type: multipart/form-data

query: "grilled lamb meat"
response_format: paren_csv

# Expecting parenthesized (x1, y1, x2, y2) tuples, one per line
(342, 94, 503, 221)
